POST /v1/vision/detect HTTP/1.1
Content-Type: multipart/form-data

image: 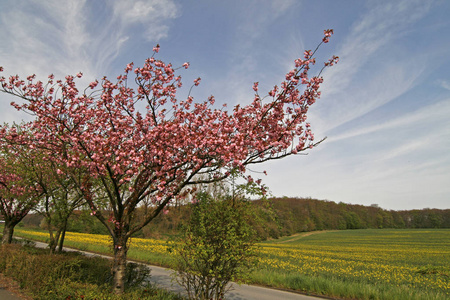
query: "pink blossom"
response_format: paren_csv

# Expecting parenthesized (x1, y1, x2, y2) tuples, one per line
(0, 31, 337, 271)
(322, 29, 334, 43)
(125, 63, 134, 73)
(89, 80, 98, 89)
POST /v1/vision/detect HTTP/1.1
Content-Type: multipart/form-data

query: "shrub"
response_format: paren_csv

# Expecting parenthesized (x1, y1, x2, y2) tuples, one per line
(172, 193, 257, 300)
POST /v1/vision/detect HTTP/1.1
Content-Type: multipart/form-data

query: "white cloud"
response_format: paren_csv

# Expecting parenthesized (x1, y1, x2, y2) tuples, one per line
(112, 0, 179, 41)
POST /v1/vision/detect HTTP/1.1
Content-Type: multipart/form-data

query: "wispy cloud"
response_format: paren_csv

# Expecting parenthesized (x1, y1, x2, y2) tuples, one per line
(0, 1, 95, 77)
(322, 0, 432, 94)
(111, 0, 179, 41)
(210, 0, 299, 106)
(315, 0, 433, 133)
(0, 0, 179, 77)
(438, 79, 450, 91)
(0, 0, 179, 122)
(329, 98, 450, 142)
(235, 0, 296, 41)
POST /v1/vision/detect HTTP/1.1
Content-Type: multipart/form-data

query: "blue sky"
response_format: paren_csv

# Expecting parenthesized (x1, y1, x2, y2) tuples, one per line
(1, 0, 449, 210)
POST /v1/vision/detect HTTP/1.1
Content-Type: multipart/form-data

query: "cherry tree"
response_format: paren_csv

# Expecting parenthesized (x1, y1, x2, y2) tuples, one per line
(36, 161, 86, 254)
(0, 125, 93, 253)
(0, 134, 43, 244)
(0, 30, 338, 293)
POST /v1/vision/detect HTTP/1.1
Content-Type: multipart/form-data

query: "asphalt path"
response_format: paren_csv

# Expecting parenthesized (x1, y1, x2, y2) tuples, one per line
(0, 288, 23, 300)
(24, 240, 326, 300)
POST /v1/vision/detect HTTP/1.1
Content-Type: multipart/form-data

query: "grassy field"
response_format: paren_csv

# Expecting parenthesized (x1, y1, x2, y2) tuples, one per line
(6, 227, 450, 300)
(253, 229, 450, 299)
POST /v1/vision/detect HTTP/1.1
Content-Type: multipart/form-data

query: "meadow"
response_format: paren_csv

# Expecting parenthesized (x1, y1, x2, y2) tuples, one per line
(8, 227, 450, 300)
(253, 229, 450, 299)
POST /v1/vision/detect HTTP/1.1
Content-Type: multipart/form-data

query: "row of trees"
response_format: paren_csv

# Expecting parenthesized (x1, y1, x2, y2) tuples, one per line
(28, 196, 447, 243)
(0, 31, 337, 293)
(251, 197, 450, 239)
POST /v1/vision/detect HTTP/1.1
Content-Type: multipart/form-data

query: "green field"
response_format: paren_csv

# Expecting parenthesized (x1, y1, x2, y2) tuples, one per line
(5, 227, 450, 300)
(254, 229, 450, 299)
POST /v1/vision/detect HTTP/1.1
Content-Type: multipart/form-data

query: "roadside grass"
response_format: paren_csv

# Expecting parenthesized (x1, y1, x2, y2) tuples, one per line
(0, 242, 183, 300)
(4, 226, 450, 300)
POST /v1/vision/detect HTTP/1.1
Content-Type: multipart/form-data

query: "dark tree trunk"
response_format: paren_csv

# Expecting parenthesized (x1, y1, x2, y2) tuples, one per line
(112, 235, 129, 294)
(47, 225, 61, 255)
(57, 220, 67, 253)
(1, 222, 15, 244)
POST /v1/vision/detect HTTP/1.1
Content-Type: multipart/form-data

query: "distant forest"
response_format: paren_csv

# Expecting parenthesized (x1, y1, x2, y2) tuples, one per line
(249, 197, 450, 239)
(21, 197, 450, 241)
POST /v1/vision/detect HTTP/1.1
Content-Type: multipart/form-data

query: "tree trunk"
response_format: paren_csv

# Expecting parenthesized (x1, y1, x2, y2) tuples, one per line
(48, 228, 61, 255)
(1, 222, 15, 244)
(57, 220, 67, 253)
(112, 236, 129, 294)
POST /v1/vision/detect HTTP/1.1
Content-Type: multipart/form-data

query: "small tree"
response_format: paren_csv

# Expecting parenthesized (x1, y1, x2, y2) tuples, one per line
(0, 124, 87, 251)
(174, 192, 257, 300)
(38, 182, 85, 253)
(0, 139, 43, 244)
(35, 154, 92, 253)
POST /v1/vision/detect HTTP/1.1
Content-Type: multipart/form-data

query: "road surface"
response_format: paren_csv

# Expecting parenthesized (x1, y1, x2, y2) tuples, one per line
(0, 288, 24, 300)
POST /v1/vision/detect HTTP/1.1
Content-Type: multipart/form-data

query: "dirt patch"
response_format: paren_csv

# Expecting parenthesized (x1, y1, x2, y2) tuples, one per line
(0, 273, 34, 300)
(277, 230, 338, 243)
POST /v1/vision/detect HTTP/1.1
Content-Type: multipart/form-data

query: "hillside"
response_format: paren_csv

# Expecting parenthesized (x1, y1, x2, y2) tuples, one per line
(20, 197, 450, 240)
(251, 197, 450, 239)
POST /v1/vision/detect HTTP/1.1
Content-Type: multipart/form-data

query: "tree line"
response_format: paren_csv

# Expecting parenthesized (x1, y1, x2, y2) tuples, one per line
(18, 196, 447, 241)
(251, 197, 450, 239)
(140, 197, 450, 240)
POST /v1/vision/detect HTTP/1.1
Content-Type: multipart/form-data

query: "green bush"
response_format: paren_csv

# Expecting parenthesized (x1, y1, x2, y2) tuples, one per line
(172, 193, 257, 300)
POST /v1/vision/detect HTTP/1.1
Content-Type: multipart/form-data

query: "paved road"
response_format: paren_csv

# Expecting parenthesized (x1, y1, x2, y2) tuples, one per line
(24, 240, 327, 300)
(0, 272, 30, 300)
(0, 288, 23, 300)
(149, 264, 323, 300)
